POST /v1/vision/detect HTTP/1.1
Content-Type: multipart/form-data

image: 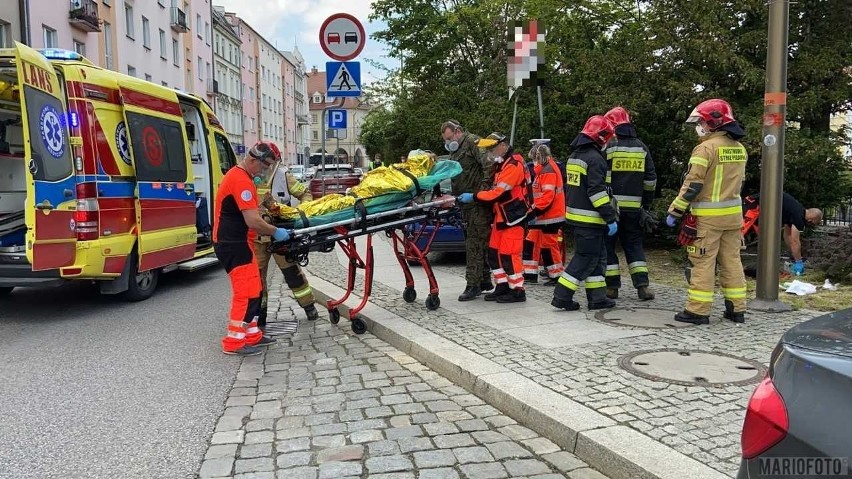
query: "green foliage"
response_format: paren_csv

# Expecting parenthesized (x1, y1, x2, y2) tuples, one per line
(362, 0, 852, 208)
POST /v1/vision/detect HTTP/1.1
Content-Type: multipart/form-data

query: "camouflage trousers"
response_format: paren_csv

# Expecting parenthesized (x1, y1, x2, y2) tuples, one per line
(461, 205, 492, 287)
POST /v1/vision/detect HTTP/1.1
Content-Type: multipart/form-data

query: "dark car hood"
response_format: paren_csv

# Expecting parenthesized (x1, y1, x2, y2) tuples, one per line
(782, 309, 852, 359)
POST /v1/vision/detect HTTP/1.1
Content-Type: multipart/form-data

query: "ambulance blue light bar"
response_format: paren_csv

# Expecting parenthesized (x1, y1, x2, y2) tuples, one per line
(39, 49, 82, 61)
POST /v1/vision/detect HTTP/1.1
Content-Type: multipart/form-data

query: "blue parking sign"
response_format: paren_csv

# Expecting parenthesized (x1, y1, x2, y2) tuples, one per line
(328, 109, 347, 129)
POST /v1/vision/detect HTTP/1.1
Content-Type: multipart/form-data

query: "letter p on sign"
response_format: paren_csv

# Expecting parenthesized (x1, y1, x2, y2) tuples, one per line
(328, 109, 347, 129)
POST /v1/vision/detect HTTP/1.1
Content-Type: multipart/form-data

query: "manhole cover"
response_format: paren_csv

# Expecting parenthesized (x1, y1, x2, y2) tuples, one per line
(596, 308, 695, 329)
(619, 349, 766, 387)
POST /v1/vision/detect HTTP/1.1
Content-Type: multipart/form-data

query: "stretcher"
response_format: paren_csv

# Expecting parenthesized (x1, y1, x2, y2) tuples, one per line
(267, 162, 462, 335)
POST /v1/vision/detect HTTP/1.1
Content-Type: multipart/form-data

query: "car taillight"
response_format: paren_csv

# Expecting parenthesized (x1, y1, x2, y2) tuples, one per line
(742, 375, 788, 459)
(74, 182, 99, 241)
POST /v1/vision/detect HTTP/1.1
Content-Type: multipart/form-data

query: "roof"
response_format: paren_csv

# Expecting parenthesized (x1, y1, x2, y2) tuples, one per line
(306, 70, 370, 111)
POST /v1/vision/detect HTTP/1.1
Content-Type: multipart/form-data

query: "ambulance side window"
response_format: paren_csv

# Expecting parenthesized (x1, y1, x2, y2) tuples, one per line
(23, 86, 73, 182)
(214, 133, 237, 175)
(126, 111, 188, 182)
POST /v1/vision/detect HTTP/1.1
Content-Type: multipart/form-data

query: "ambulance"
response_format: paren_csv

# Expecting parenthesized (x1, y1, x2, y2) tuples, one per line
(0, 43, 238, 301)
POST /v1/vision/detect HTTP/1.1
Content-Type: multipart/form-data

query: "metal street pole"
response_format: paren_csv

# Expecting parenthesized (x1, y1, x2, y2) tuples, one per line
(752, 0, 792, 312)
(320, 97, 345, 197)
(509, 89, 519, 146)
(536, 86, 545, 139)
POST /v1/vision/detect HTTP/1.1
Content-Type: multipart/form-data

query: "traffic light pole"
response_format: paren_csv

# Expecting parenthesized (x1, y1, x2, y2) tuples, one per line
(751, 0, 792, 312)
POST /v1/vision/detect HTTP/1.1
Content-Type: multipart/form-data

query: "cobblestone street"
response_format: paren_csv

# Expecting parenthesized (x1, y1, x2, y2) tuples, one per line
(198, 276, 610, 479)
(301, 245, 820, 477)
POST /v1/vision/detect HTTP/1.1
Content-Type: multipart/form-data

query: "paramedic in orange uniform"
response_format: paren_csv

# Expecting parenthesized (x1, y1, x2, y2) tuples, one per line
(458, 132, 531, 303)
(214, 142, 291, 356)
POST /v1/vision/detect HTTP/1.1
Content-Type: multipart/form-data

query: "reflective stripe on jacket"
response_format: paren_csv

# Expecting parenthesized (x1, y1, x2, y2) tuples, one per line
(605, 135, 657, 211)
(565, 144, 617, 228)
(529, 158, 565, 227)
(476, 152, 529, 227)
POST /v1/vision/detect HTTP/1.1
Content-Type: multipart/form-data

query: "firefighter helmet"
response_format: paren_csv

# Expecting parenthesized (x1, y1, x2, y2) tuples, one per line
(580, 115, 615, 147)
(686, 99, 737, 131)
(604, 106, 631, 127)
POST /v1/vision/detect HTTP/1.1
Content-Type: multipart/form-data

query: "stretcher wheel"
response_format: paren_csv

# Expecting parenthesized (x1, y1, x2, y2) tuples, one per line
(425, 294, 440, 311)
(351, 318, 367, 335)
(403, 287, 417, 303)
(329, 308, 341, 324)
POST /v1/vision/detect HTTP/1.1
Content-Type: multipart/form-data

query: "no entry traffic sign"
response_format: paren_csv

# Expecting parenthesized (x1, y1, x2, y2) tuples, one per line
(319, 13, 366, 61)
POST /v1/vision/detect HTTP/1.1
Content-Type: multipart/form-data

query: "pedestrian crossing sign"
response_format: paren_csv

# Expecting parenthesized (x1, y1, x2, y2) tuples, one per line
(326, 61, 361, 98)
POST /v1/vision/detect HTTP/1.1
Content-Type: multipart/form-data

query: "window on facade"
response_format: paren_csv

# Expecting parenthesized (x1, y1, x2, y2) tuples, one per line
(196, 14, 202, 38)
(249, 87, 254, 100)
(42, 26, 58, 48)
(104, 22, 113, 69)
(159, 29, 166, 59)
(0, 22, 11, 48)
(205, 22, 210, 45)
(197, 56, 203, 79)
(124, 3, 134, 39)
(172, 39, 179, 66)
(312, 130, 318, 140)
(127, 65, 136, 77)
(206, 62, 211, 83)
(311, 113, 318, 124)
(142, 16, 151, 49)
(313, 94, 321, 103)
(73, 40, 86, 57)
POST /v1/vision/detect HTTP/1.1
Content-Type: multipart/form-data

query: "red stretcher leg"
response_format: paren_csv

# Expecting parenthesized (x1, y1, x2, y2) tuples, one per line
(390, 230, 417, 303)
(348, 233, 374, 321)
(326, 236, 360, 324)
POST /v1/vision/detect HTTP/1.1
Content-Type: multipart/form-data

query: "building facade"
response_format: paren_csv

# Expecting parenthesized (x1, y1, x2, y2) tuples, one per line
(257, 35, 284, 147)
(186, 0, 212, 97)
(307, 67, 371, 167)
(211, 5, 242, 151)
(283, 48, 310, 166)
(0, 1, 23, 47)
(224, 12, 258, 153)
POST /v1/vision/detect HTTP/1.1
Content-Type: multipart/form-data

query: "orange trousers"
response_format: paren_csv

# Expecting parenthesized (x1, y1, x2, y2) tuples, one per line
(215, 242, 264, 352)
(523, 227, 564, 280)
(488, 225, 525, 289)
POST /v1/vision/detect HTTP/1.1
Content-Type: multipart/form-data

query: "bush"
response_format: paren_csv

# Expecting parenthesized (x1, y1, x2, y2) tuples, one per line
(646, 188, 680, 247)
(803, 227, 852, 282)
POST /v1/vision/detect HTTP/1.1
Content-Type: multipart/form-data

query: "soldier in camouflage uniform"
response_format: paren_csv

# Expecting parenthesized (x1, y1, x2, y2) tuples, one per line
(441, 120, 494, 301)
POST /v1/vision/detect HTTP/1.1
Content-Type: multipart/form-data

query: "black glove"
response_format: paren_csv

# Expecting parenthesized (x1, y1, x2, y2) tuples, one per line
(638, 209, 659, 234)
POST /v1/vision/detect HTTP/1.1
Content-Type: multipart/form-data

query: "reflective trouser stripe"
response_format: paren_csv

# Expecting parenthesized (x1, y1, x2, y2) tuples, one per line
(293, 285, 313, 298)
(523, 259, 538, 275)
(722, 287, 747, 299)
(628, 261, 649, 274)
(558, 273, 581, 291)
(226, 320, 246, 340)
(585, 275, 606, 289)
(688, 289, 715, 303)
(605, 264, 620, 277)
(493, 268, 508, 283)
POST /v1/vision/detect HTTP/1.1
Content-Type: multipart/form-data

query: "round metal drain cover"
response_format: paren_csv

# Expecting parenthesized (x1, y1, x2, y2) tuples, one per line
(619, 349, 766, 387)
(596, 308, 695, 329)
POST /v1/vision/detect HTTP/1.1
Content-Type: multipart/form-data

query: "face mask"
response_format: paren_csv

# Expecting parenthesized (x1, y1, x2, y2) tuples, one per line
(253, 176, 263, 187)
(695, 125, 708, 137)
(445, 140, 459, 152)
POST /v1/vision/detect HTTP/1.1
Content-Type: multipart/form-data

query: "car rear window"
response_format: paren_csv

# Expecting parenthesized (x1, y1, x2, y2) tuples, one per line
(314, 168, 354, 178)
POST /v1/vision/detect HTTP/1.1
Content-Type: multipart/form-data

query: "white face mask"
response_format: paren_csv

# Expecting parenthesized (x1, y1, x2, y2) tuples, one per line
(695, 124, 708, 137)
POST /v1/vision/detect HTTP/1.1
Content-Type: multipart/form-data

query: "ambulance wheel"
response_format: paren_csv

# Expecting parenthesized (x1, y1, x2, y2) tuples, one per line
(329, 308, 341, 324)
(121, 253, 158, 302)
(403, 287, 417, 303)
(0, 287, 13, 297)
(425, 294, 440, 311)
(351, 318, 367, 335)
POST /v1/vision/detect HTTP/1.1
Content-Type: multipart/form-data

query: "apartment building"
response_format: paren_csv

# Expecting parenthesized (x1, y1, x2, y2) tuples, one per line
(211, 5, 242, 151)
(282, 48, 310, 166)
(307, 67, 371, 167)
(257, 35, 284, 147)
(224, 12, 258, 152)
(0, 1, 23, 47)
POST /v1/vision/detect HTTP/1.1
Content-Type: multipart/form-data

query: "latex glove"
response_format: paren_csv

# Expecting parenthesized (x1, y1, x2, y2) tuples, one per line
(607, 222, 618, 237)
(272, 228, 290, 242)
(665, 214, 678, 228)
(458, 193, 474, 204)
(791, 259, 805, 276)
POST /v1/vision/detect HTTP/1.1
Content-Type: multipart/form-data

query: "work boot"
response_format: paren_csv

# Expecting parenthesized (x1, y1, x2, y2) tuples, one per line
(480, 280, 494, 293)
(485, 283, 510, 301)
(674, 310, 710, 325)
(253, 335, 277, 347)
(551, 297, 580, 311)
(606, 288, 619, 299)
(304, 304, 319, 321)
(224, 345, 263, 356)
(637, 286, 655, 301)
(724, 300, 745, 323)
(458, 285, 482, 302)
(497, 288, 526, 303)
(524, 274, 539, 284)
(542, 277, 558, 286)
(588, 298, 617, 310)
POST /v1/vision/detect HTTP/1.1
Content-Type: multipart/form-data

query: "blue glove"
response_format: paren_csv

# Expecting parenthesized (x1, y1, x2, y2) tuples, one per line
(458, 193, 474, 204)
(791, 260, 805, 276)
(272, 228, 290, 242)
(607, 222, 618, 237)
(666, 214, 678, 228)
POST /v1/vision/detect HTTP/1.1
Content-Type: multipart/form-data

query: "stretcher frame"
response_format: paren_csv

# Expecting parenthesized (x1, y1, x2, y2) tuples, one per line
(269, 194, 461, 334)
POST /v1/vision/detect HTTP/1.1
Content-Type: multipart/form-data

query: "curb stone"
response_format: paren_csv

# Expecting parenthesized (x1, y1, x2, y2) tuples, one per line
(306, 272, 731, 479)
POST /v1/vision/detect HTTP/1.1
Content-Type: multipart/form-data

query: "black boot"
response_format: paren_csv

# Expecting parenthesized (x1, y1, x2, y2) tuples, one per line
(542, 277, 558, 286)
(551, 297, 580, 311)
(480, 280, 494, 293)
(304, 304, 319, 321)
(674, 310, 710, 325)
(484, 283, 510, 301)
(497, 288, 526, 303)
(523, 273, 539, 284)
(606, 288, 619, 299)
(588, 298, 616, 310)
(458, 285, 482, 302)
(637, 286, 655, 301)
(723, 300, 745, 323)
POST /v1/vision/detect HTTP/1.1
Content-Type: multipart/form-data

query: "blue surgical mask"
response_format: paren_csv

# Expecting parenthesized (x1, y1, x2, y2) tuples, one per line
(253, 176, 263, 187)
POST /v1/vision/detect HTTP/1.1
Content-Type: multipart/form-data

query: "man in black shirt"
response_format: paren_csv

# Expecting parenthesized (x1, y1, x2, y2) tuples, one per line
(742, 192, 822, 273)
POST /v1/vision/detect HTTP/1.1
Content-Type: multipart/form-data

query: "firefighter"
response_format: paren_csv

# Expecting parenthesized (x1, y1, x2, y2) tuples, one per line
(523, 142, 565, 286)
(442, 120, 494, 301)
(213, 142, 291, 356)
(666, 98, 748, 324)
(551, 116, 619, 312)
(603, 106, 657, 301)
(254, 142, 319, 335)
(458, 132, 530, 303)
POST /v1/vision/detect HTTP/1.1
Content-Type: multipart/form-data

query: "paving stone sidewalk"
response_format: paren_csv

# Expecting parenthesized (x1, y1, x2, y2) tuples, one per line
(302, 245, 821, 478)
(197, 272, 612, 479)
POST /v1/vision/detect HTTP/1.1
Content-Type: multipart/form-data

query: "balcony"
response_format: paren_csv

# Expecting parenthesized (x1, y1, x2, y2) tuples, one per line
(69, 0, 101, 32)
(171, 7, 189, 33)
(207, 79, 218, 96)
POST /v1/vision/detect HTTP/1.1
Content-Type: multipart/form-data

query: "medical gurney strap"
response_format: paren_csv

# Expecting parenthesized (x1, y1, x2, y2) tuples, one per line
(354, 198, 369, 230)
(298, 210, 310, 229)
(398, 169, 423, 197)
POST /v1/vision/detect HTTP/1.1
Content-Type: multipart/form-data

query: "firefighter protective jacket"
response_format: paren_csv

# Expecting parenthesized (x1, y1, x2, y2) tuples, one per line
(476, 152, 530, 228)
(565, 141, 618, 229)
(605, 135, 657, 211)
(529, 158, 565, 228)
(668, 131, 747, 230)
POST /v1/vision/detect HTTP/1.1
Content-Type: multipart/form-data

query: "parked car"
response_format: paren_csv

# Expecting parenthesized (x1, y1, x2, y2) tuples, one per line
(309, 164, 361, 199)
(289, 164, 306, 182)
(354, 167, 364, 180)
(736, 308, 852, 478)
(407, 168, 465, 257)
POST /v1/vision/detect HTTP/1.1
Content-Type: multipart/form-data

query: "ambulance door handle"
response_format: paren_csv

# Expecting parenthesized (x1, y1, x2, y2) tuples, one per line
(64, 189, 73, 198)
(36, 201, 54, 211)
